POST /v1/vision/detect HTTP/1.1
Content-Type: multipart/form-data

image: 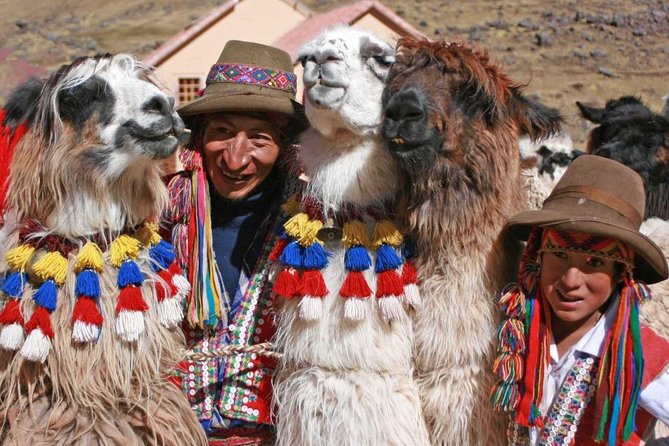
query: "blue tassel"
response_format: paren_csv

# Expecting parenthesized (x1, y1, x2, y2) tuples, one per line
(34, 279, 58, 312)
(344, 245, 372, 271)
(149, 240, 176, 271)
(76, 269, 101, 298)
(279, 241, 303, 269)
(302, 243, 330, 270)
(375, 243, 403, 273)
(2, 272, 27, 298)
(118, 260, 144, 287)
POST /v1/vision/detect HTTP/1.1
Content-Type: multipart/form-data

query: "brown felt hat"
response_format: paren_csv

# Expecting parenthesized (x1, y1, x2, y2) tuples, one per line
(177, 40, 306, 134)
(507, 154, 668, 284)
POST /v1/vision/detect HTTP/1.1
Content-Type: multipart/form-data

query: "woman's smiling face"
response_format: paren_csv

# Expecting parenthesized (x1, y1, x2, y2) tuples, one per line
(203, 114, 282, 200)
(540, 249, 618, 331)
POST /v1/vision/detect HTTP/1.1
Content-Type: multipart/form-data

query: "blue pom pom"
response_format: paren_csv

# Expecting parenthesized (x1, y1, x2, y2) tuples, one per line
(302, 243, 330, 270)
(344, 245, 372, 271)
(76, 269, 101, 298)
(375, 244, 403, 273)
(279, 241, 303, 268)
(34, 279, 58, 312)
(2, 272, 27, 298)
(118, 260, 144, 287)
(149, 240, 176, 271)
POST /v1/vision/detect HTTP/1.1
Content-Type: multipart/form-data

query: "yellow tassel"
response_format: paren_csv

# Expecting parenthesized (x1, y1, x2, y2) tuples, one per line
(298, 219, 323, 246)
(343, 220, 371, 248)
(373, 219, 403, 248)
(284, 212, 309, 239)
(281, 194, 300, 216)
(6, 244, 36, 271)
(136, 222, 162, 247)
(33, 251, 68, 285)
(75, 242, 104, 273)
(110, 234, 141, 267)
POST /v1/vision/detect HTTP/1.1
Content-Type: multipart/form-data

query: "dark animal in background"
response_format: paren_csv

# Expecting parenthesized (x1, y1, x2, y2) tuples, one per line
(382, 38, 562, 445)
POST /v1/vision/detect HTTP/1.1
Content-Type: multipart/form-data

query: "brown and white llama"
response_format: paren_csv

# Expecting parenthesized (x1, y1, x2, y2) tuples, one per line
(381, 38, 563, 445)
(272, 28, 430, 446)
(0, 54, 206, 445)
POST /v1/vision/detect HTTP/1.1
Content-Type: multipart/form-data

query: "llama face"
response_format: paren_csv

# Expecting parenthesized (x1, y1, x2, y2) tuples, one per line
(298, 27, 394, 137)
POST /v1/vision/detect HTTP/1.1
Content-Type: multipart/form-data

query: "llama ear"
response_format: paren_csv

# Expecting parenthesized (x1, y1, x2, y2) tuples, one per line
(512, 93, 563, 141)
(576, 101, 605, 123)
(359, 35, 394, 80)
(3, 78, 43, 128)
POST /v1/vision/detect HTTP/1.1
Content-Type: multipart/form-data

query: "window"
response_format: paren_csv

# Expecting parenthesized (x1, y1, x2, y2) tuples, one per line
(178, 77, 202, 105)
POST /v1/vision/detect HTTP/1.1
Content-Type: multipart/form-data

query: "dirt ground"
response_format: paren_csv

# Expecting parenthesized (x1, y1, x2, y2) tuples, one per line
(1, 0, 667, 146)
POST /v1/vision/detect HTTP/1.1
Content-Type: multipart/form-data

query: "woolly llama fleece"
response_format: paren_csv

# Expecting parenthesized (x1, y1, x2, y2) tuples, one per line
(0, 54, 206, 445)
(271, 28, 430, 446)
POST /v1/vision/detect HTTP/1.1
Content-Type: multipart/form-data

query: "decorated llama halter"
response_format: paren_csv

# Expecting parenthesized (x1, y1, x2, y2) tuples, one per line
(0, 221, 188, 363)
(270, 193, 419, 322)
(490, 228, 650, 446)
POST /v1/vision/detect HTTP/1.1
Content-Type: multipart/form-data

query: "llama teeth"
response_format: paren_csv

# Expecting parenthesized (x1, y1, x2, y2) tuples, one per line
(393, 137, 405, 144)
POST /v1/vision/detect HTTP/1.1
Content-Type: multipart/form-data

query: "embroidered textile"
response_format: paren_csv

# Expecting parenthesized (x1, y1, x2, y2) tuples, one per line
(207, 63, 297, 94)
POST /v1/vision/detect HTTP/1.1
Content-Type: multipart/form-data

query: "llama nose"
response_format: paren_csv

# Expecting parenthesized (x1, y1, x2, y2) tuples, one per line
(383, 87, 426, 142)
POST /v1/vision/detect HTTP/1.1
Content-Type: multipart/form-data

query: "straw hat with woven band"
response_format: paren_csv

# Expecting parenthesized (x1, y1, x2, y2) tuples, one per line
(507, 154, 668, 284)
(178, 40, 306, 134)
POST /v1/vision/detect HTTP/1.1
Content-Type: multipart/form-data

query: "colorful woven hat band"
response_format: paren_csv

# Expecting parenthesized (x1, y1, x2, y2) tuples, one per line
(539, 229, 635, 271)
(206, 63, 297, 94)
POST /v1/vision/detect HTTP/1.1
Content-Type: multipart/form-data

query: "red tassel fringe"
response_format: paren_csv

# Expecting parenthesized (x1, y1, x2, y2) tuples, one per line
(300, 270, 328, 298)
(274, 268, 299, 298)
(25, 306, 54, 338)
(156, 269, 177, 302)
(269, 238, 288, 263)
(72, 297, 103, 325)
(116, 286, 149, 313)
(168, 262, 184, 276)
(339, 271, 372, 298)
(401, 260, 418, 285)
(376, 270, 404, 297)
(0, 299, 24, 325)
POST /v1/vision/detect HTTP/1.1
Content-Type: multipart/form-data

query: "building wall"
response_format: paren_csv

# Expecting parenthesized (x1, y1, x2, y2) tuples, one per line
(156, 0, 306, 102)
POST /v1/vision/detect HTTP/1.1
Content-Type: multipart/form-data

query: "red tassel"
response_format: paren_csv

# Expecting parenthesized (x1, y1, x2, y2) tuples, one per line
(376, 270, 404, 297)
(339, 271, 372, 298)
(269, 238, 288, 262)
(300, 270, 328, 298)
(0, 299, 24, 325)
(25, 306, 54, 338)
(72, 297, 103, 325)
(401, 260, 418, 285)
(116, 286, 149, 313)
(156, 269, 177, 301)
(168, 262, 184, 276)
(0, 110, 28, 214)
(273, 268, 299, 298)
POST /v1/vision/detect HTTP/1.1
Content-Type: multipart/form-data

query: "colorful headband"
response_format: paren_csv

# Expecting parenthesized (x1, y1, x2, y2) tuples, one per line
(206, 63, 297, 94)
(539, 229, 634, 269)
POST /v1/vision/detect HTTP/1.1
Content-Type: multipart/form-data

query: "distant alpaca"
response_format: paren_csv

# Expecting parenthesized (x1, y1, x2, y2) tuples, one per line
(0, 55, 205, 445)
(382, 38, 562, 445)
(272, 28, 430, 446)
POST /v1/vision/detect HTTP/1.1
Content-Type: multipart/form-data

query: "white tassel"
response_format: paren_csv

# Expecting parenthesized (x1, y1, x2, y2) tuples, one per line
(344, 298, 369, 321)
(20, 328, 51, 362)
(298, 296, 322, 321)
(379, 296, 404, 322)
(0, 323, 25, 350)
(158, 297, 184, 328)
(115, 310, 145, 342)
(172, 274, 190, 296)
(403, 283, 421, 307)
(72, 321, 100, 343)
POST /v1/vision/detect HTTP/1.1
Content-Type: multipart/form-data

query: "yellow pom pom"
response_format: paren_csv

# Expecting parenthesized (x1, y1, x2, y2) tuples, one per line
(343, 220, 371, 248)
(33, 251, 68, 285)
(75, 242, 104, 273)
(298, 219, 323, 247)
(136, 222, 162, 247)
(280, 194, 300, 216)
(110, 234, 141, 267)
(373, 219, 403, 248)
(6, 244, 36, 271)
(283, 212, 309, 239)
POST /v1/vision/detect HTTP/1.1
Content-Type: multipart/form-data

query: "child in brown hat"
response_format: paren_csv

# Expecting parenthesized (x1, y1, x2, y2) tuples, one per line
(491, 155, 669, 445)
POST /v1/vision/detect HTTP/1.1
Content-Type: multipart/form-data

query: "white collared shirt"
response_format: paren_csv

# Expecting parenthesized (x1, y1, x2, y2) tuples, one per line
(528, 296, 669, 444)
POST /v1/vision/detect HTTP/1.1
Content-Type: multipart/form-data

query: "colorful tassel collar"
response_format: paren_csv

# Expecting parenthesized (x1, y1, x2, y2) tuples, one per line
(270, 193, 419, 322)
(0, 220, 189, 363)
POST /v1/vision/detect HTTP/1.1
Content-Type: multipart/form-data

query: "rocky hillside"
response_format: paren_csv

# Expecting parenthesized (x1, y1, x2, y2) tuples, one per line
(1, 0, 668, 145)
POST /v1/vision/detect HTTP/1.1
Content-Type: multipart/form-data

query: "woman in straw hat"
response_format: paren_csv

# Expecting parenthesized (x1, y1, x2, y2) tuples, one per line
(166, 40, 306, 444)
(490, 155, 669, 445)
